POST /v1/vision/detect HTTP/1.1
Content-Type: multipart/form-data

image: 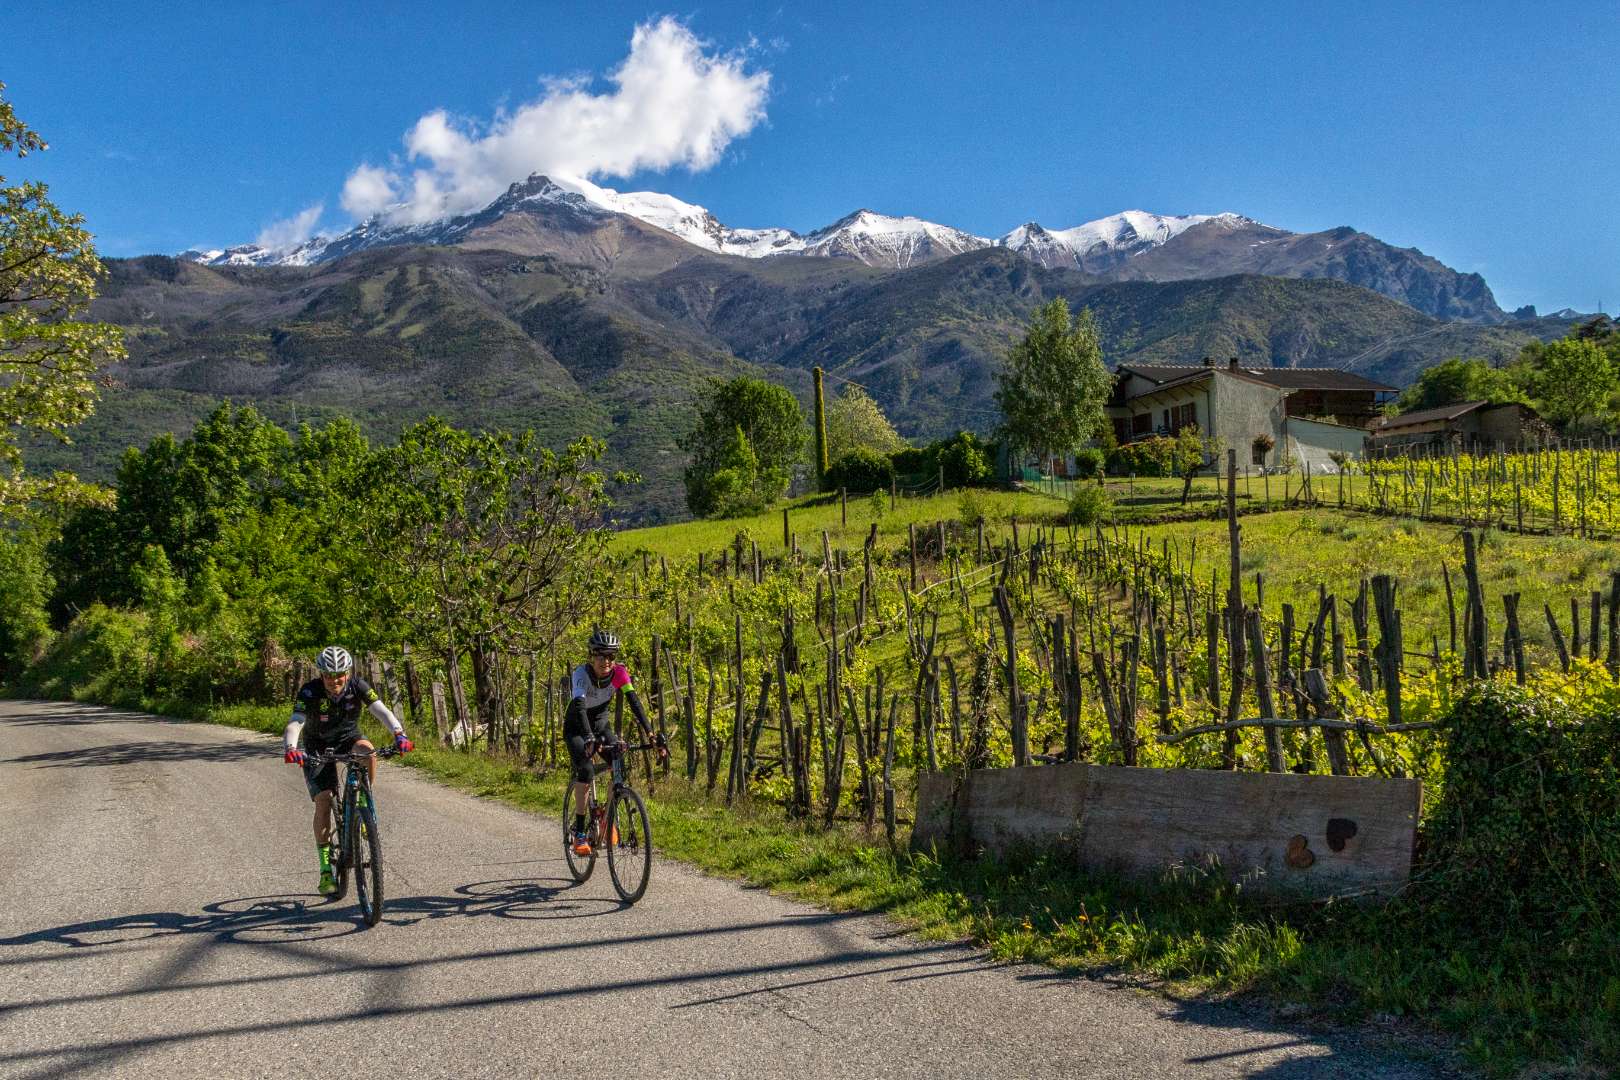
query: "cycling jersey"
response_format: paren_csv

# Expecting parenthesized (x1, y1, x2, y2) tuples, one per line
(564, 662, 651, 782)
(284, 676, 403, 753)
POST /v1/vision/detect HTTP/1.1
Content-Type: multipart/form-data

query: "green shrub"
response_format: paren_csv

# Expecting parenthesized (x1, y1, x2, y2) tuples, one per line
(1066, 483, 1114, 526)
(936, 431, 992, 487)
(1105, 438, 1171, 477)
(825, 447, 894, 494)
(17, 603, 152, 706)
(957, 489, 989, 528)
(1073, 448, 1105, 479)
(1422, 679, 1620, 930)
(890, 431, 996, 489)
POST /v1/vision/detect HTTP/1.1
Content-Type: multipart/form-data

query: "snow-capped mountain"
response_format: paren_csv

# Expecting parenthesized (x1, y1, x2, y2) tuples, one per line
(791, 210, 990, 267)
(177, 177, 1505, 321)
(181, 174, 1214, 273)
(998, 211, 1248, 271)
(547, 179, 990, 266)
(183, 175, 996, 271)
(180, 235, 332, 268)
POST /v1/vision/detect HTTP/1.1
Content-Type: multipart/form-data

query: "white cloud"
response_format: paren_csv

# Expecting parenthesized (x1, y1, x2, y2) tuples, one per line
(344, 17, 770, 226)
(341, 164, 399, 218)
(255, 203, 325, 251)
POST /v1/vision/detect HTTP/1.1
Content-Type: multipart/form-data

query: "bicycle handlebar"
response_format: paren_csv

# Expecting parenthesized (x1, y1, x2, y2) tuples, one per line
(582, 736, 665, 758)
(300, 745, 401, 767)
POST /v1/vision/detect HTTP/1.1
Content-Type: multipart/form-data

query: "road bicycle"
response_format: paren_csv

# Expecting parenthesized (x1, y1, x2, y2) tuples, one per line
(305, 744, 399, 927)
(561, 736, 656, 903)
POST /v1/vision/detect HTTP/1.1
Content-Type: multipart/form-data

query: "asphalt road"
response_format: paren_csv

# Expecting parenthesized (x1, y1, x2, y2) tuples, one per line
(0, 700, 1454, 1079)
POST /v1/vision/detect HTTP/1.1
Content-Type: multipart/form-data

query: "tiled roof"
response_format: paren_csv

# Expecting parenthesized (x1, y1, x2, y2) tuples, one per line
(1119, 363, 1397, 393)
(1372, 401, 1490, 430)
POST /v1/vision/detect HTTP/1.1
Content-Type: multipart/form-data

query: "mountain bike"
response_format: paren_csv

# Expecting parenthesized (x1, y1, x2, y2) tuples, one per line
(306, 745, 398, 927)
(561, 736, 656, 904)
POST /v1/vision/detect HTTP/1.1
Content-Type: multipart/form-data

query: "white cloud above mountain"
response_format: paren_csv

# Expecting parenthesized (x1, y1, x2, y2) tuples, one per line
(343, 17, 771, 227)
(254, 203, 324, 251)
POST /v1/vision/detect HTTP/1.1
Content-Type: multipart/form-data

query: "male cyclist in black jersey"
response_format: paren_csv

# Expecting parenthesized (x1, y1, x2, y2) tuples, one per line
(566, 629, 667, 856)
(283, 645, 414, 895)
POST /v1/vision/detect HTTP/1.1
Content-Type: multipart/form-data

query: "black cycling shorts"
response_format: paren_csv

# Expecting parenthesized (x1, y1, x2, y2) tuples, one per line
(563, 707, 618, 784)
(301, 735, 370, 800)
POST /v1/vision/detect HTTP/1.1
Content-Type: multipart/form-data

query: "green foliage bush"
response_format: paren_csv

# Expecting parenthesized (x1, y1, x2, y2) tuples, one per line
(956, 489, 989, 528)
(824, 447, 894, 494)
(891, 430, 995, 488)
(0, 524, 53, 678)
(16, 603, 152, 706)
(1066, 483, 1114, 527)
(1073, 448, 1105, 479)
(1423, 680, 1620, 930)
(1106, 438, 1170, 477)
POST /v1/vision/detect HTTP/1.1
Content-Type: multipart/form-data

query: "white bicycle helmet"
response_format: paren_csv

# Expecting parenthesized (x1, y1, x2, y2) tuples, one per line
(316, 645, 354, 675)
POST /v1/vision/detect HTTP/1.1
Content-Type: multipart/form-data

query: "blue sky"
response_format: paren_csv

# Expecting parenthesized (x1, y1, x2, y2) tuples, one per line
(4, 1, 1615, 313)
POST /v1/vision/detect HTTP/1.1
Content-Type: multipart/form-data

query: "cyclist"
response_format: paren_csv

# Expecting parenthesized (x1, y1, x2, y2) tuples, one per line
(283, 645, 413, 895)
(566, 629, 667, 856)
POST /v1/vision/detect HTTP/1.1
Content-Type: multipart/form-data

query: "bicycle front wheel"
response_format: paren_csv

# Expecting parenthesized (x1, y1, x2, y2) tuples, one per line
(561, 785, 595, 883)
(352, 798, 384, 927)
(330, 796, 352, 902)
(606, 787, 652, 904)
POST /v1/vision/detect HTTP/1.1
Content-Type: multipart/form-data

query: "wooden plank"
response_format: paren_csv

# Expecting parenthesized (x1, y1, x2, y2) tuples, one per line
(915, 763, 1420, 898)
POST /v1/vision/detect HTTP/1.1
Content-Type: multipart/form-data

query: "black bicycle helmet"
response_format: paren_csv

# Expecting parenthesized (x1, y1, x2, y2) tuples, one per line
(588, 629, 620, 656)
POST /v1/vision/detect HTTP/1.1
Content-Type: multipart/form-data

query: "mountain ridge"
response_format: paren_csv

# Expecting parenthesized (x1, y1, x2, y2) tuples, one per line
(183, 173, 1509, 323)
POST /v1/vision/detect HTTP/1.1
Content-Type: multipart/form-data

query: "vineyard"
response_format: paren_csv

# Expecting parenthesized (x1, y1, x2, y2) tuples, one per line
(323, 446, 1620, 842)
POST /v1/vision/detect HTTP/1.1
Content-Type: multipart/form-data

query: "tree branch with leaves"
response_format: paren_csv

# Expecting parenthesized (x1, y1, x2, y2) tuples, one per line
(0, 82, 126, 515)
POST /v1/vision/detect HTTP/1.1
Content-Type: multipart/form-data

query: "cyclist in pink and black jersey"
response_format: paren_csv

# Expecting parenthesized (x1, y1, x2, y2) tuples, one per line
(565, 629, 666, 855)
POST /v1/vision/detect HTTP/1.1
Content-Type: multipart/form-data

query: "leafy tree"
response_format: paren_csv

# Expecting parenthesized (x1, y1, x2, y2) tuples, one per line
(893, 430, 994, 488)
(1532, 337, 1617, 430)
(0, 82, 126, 514)
(357, 419, 616, 745)
(699, 425, 766, 518)
(0, 523, 53, 676)
(47, 402, 293, 615)
(1395, 357, 1527, 414)
(824, 384, 906, 462)
(995, 299, 1111, 472)
(680, 376, 806, 517)
(131, 544, 183, 689)
(1141, 427, 1221, 503)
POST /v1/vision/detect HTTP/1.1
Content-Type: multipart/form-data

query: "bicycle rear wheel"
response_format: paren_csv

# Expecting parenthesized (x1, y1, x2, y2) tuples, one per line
(606, 787, 651, 904)
(352, 796, 384, 927)
(561, 785, 595, 883)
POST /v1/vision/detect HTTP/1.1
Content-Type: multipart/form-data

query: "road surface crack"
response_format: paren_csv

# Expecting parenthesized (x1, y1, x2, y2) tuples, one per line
(765, 989, 824, 1035)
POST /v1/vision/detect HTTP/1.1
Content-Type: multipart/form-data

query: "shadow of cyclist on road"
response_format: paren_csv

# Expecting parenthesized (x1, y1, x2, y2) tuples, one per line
(0, 876, 621, 952)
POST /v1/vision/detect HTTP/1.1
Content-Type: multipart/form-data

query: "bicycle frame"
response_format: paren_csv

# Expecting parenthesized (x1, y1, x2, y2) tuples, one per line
(305, 746, 397, 863)
(578, 739, 656, 841)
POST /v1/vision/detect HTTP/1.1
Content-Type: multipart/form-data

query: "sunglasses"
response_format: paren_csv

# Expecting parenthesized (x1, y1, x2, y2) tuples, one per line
(589, 651, 616, 661)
